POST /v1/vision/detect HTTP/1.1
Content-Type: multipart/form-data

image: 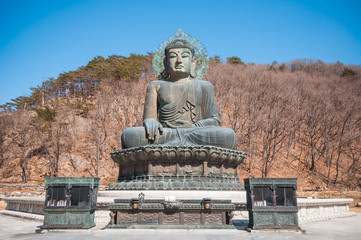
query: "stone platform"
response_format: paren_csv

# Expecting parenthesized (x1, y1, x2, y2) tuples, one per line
(1, 191, 356, 227)
(109, 145, 246, 191)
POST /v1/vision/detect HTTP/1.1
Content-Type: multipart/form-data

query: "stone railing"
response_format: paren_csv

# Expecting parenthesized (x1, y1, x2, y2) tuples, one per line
(297, 198, 355, 223)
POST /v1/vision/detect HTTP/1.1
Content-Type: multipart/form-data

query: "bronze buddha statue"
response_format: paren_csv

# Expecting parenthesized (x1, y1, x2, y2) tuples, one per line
(121, 38, 237, 149)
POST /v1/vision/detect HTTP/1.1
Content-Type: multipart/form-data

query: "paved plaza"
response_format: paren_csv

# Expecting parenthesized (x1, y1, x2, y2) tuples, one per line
(0, 213, 360, 240)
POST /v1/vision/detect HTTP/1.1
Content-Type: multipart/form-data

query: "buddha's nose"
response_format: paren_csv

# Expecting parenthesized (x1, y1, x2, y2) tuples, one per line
(176, 55, 182, 63)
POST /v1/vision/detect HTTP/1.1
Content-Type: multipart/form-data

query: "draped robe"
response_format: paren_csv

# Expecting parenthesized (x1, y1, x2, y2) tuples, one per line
(121, 79, 237, 149)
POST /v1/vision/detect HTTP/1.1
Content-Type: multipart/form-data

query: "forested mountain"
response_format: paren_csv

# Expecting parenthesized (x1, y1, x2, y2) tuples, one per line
(0, 54, 360, 190)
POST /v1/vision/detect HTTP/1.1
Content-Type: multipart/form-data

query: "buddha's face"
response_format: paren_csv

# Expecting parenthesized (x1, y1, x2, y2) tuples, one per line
(166, 48, 194, 79)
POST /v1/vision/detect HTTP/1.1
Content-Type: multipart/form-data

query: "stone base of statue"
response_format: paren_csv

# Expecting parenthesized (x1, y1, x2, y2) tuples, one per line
(108, 145, 246, 191)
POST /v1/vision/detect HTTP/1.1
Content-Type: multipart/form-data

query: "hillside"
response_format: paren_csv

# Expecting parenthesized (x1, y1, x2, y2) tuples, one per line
(0, 55, 360, 191)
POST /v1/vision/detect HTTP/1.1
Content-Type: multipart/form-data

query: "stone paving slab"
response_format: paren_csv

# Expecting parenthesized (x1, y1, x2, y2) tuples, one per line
(0, 213, 360, 240)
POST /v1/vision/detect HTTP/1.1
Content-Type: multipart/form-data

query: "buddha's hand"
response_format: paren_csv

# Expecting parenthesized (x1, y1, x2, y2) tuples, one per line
(165, 120, 194, 128)
(144, 118, 164, 141)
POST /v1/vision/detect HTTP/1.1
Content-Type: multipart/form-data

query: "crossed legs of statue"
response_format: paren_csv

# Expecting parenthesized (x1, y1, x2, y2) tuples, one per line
(121, 126, 237, 150)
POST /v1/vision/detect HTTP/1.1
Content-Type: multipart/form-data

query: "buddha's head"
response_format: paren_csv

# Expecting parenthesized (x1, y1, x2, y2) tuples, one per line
(160, 39, 196, 80)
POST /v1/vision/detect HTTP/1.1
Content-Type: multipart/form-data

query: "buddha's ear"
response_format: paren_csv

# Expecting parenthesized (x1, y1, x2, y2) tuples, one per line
(190, 57, 196, 79)
(162, 57, 169, 79)
(163, 57, 168, 69)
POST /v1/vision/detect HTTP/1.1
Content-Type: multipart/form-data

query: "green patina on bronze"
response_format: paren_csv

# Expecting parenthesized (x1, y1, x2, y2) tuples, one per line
(42, 177, 99, 229)
(121, 29, 237, 149)
(244, 178, 302, 232)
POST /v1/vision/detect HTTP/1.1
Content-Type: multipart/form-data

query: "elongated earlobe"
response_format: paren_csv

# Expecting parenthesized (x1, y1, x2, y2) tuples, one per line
(159, 57, 169, 80)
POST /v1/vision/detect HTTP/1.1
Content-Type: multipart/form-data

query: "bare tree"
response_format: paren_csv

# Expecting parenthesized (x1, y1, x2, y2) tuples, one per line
(10, 110, 35, 182)
(66, 115, 78, 171)
(0, 113, 12, 168)
(86, 86, 112, 176)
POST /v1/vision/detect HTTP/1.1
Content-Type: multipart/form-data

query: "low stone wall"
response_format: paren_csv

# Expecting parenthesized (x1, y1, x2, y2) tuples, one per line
(297, 198, 355, 223)
(3, 196, 44, 215)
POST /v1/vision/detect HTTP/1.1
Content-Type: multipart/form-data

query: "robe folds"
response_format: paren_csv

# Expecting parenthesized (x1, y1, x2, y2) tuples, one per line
(121, 79, 237, 149)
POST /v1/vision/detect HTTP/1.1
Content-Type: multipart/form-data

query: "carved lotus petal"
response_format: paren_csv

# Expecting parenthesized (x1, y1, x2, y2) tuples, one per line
(218, 152, 229, 163)
(228, 154, 236, 163)
(149, 149, 162, 160)
(163, 149, 177, 161)
(208, 150, 220, 162)
(178, 149, 192, 161)
(136, 149, 148, 161)
(154, 181, 168, 190)
(128, 151, 138, 163)
(119, 153, 128, 164)
(194, 149, 208, 161)
(171, 181, 183, 190)
(144, 146, 152, 154)
(237, 154, 244, 163)
(187, 181, 200, 189)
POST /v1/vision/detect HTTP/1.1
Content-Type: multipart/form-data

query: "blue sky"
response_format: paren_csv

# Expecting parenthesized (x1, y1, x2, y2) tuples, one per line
(1, 0, 360, 105)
